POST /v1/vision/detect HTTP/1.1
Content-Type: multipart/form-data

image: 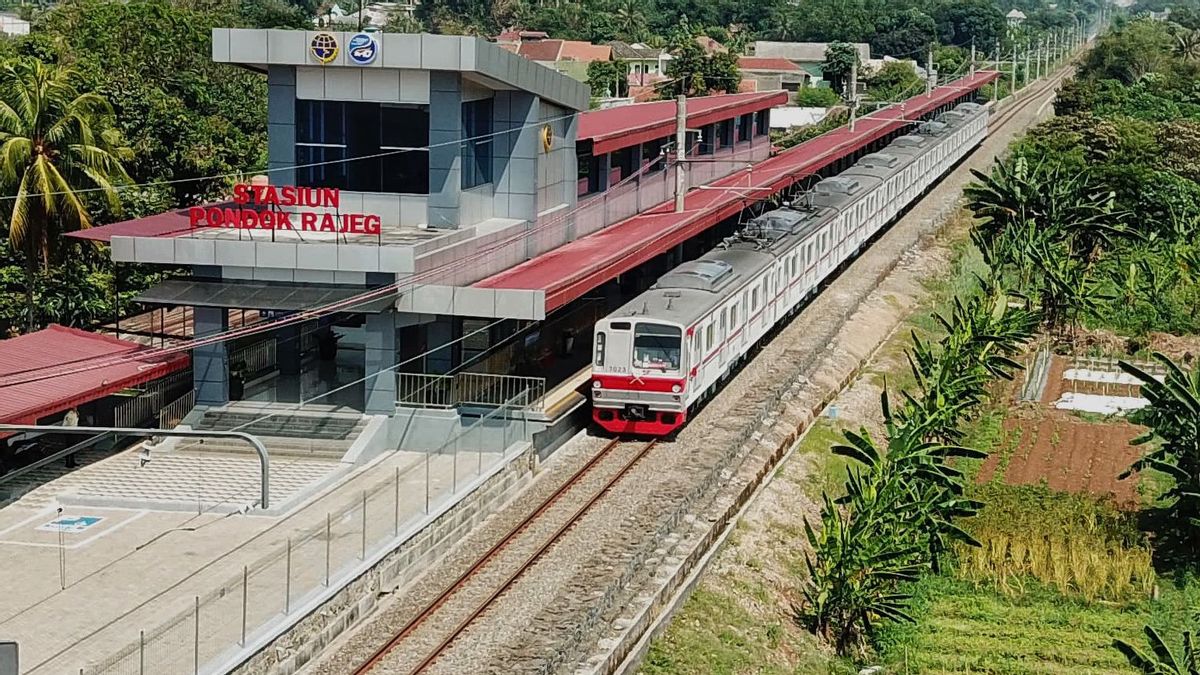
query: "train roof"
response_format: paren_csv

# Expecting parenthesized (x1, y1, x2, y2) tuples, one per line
(609, 246, 775, 326)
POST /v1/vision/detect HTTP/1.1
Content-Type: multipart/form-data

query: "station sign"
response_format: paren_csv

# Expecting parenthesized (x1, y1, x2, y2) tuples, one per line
(188, 184, 383, 235)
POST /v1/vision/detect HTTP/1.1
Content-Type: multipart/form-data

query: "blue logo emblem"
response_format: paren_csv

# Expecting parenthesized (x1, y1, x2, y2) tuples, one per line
(348, 33, 378, 65)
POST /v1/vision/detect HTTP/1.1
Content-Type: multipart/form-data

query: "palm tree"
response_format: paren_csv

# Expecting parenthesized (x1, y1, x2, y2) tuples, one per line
(0, 57, 131, 331)
(614, 0, 646, 41)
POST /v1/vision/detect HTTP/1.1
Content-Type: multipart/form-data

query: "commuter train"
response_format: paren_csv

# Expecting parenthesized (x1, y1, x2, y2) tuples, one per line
(591, 102, 989, 436)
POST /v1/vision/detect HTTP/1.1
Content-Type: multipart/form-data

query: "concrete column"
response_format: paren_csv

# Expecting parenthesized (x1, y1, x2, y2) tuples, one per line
(426, 318, 455, 375)
(266, 66, 297, 186)
(194, 306, 230, 407)
(427, 72, 463, 229)
(277, 322, 302, 376)
(561, 112, 579, 211)
(494, 91, 539, 223)
(364, 310, 398, 415)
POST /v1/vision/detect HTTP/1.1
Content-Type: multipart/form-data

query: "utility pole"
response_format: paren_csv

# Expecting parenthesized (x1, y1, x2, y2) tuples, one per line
(848, 60, 859, 131)
(970, 40, 976, 76)
(1037, 38, 1044, 80)
(1011, 43, 1018, 95)
(926, 48, 934, 96)
(1024, 39, 1031, 87)
(674, 95, 686, 213)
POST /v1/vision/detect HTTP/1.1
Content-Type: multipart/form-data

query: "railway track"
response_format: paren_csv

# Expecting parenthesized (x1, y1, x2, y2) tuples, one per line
(349, 437, 658, 675)
(317, 61, 1078, 675)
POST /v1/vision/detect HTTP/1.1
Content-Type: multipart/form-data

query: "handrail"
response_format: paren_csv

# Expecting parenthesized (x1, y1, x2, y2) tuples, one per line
(0, 424, 272, 510)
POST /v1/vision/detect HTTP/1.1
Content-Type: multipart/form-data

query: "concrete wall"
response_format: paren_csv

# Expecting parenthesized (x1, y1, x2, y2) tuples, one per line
(388, 406, 546, 454)
(537, 100, 577, 217)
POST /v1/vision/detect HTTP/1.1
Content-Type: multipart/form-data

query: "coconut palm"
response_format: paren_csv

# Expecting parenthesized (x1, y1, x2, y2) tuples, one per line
(0, 57, 131, 331)
(614, 0, 647, 41)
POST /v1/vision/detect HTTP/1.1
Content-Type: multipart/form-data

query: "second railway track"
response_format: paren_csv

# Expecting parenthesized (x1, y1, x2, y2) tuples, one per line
(350, 438, 658, 675)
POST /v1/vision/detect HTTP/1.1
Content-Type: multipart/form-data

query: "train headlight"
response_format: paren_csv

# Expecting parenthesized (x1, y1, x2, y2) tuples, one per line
(593, 381, 601, 389)
(671, 384, 682, 393)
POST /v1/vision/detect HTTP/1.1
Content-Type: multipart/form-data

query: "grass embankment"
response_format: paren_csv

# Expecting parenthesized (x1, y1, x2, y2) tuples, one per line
(641, 223, 1200, 674)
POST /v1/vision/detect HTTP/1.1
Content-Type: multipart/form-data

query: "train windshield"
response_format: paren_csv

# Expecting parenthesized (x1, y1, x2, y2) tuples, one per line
(633, 323, 682, 372)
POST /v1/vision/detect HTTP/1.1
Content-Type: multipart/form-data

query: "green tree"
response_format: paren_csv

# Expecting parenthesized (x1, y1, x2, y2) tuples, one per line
(662, 26, 740, 97)
(822, 41, 859, 97)
(865, 60, 923, 102)
(1121, 354, 1200, 555)
(871, 7, 936, 58)
(931, 0, 1004, 52)
(0, 57, 130, 330)
(587, 59, 629, 98)
(613, 0, 647, 41)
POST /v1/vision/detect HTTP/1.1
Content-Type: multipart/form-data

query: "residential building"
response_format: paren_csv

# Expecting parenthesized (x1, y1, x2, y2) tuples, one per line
(737, 56, 807, 91)
(752, 41, 872, 86)
(606, 40, 672, 86)
(516, 39, 612, 82)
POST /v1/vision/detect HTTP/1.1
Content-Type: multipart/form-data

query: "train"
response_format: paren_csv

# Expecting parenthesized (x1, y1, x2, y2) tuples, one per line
(590, 101, 990, 436)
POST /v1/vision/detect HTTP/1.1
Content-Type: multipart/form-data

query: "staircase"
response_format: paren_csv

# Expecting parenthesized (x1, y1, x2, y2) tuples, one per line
(179, 406, 368, 462)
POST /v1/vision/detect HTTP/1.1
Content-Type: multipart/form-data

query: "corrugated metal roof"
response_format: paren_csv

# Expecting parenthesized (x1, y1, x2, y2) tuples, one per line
(476, 70, 1000, 310)
(738, 57, 803, 72)
(0, 325, 189, 425)
(578, 91, 789, 154)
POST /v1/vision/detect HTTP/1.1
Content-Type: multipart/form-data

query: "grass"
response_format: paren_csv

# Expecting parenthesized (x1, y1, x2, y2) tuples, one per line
(796, 419, 853, 500)
(875, 575, 1147, 675)
(639, 586, 843, 675)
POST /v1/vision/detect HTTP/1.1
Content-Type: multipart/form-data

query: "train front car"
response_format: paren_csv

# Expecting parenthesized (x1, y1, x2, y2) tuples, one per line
(591, 317, 690, 436)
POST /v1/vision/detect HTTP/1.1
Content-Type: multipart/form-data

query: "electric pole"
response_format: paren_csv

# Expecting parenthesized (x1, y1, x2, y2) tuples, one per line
(926, 48, 934, 96)
(1024, 39, 1031, 87)
(1011, 42, 1018, 95)
(970, 40, 976, 76)
(674, 95, 686, 213)
(848, 60, 859, 131)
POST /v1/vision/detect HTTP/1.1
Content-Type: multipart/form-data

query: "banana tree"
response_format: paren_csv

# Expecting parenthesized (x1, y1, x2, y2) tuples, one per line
(1114, 625, 1197, 675)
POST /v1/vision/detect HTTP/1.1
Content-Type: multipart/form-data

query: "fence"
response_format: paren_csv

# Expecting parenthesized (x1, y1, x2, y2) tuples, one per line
(112, 371, 193, 429)
(83, 395, 533, 675)
(396, 372, 546, 411)
(1062, 355, 1167, 398)
(229, 339, 277, 378)
(158, 391, 197, 429)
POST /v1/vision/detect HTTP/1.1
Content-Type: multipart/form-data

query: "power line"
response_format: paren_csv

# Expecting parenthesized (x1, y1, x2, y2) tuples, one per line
(0, 70, 995, 386)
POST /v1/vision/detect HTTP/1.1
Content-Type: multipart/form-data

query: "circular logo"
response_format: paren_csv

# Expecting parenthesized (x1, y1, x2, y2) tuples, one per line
(347, 32, 378, 65)
(310, 32, 339, 64)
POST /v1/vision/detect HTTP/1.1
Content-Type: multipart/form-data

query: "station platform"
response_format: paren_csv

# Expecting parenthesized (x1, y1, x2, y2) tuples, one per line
(0, 418, 535, 675)
(475, 70, 1000, 313)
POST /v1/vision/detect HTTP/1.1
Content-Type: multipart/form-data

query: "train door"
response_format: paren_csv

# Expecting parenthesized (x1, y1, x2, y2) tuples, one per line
(605, 321, 633, 372)
(689, 329, 700, 389)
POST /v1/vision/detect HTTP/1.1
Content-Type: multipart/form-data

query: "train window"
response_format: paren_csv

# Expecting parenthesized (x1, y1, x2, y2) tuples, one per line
(720, 309, 727, 335)
(611, 321, 631, 330)
(752, 287, 759, 310)
(594, 331, 606, 366)
(704, 324, 714, 352)
(634, 323, 682, 371)
(731, 303, 738, 326)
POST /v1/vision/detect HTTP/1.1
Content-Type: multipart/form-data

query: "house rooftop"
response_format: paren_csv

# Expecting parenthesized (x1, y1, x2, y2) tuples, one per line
(753, 41, 871, 64)
(738, 56, 803, 72)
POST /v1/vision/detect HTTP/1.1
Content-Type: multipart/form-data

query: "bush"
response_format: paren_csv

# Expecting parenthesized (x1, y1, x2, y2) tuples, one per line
(793, 86, 842, 107)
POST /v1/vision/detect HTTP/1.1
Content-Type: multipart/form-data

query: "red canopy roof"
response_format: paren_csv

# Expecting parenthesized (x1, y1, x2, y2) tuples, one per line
(0, 325, 190, 425)
(477, 71, 1000, 311)
(578, 91, 789, 154)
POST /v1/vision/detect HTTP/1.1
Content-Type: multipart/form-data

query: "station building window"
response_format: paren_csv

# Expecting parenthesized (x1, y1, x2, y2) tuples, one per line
(755, 110, 769, 136)
(717, 119, 734, 148)
(611, 146, 637, 180)
(737, 113, 753, 142)
(698, 124, 714, 155)
(577, 147, 603, 197)
(295, 100, 429, 194)
(461, 99, 493, 190)
(641, 138, 666, 172)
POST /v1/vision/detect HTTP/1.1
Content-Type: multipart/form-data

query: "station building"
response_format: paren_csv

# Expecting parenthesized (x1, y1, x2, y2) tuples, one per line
(72, 29, 790, 450)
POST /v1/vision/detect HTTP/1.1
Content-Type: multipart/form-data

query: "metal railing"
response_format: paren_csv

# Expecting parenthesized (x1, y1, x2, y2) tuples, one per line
(112, 371, 193, 429)
(82, 395, 533, 675)
(230, 339, 277, 377)
(397, 372, 546, 411)
(159, 391, 197, 429)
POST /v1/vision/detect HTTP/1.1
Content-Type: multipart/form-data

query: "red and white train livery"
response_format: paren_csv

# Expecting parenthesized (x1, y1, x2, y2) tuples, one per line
(591, 102, 989, 436)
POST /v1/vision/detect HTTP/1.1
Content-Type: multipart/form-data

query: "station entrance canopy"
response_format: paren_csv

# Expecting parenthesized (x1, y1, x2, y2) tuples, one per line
(476, 70, 1001, 312)
(0, 325, 189, 426)
(135, 279, 397, 314)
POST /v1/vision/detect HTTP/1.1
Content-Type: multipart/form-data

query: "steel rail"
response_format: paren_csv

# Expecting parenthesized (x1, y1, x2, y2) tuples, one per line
(351, 437, 657, 675)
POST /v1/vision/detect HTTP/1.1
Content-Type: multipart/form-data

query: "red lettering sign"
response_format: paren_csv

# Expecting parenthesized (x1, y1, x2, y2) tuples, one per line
(190, 184, 381, 235)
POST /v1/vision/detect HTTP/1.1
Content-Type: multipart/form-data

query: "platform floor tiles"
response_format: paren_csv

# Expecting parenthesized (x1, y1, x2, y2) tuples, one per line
(12, 450, 339, 512)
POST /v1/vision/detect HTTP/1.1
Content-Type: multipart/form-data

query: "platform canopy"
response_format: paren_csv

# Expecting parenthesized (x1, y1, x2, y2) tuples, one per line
(135, 279, 397, 313)
(0, 325, 190, 426)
